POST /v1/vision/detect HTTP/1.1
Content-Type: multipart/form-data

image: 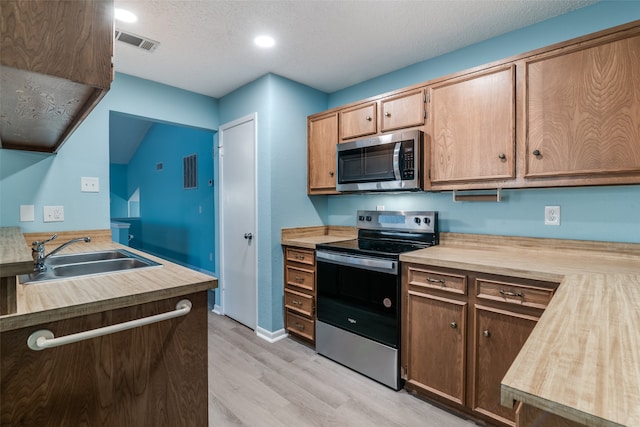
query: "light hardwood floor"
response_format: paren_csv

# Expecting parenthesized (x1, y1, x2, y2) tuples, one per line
(208, 313, 478, 427)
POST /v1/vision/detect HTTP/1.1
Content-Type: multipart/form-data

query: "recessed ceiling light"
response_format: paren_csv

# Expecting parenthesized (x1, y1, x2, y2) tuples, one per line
(115, 8, 137, 23)
(254, 35, 275, 48)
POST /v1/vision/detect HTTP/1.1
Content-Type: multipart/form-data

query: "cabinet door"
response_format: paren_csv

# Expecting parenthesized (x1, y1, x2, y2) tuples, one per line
(406, 290, 467, 405)
(525, 34, 640, 178)
(472, 305, 539, 426)
(381, 89, 425, 133)
(340, 102, 377, 140)
(308, 113, 338, 194)
(0, 292, 208, 426)
(430, 65, 516, 184)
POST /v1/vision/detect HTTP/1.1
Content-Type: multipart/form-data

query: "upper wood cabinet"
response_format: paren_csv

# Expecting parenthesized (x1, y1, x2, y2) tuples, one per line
(0, 0, 114, 153)
(380, 89, 426, 133)
(340, 102, 377, 140)
(523, 32, 640, 181)
(308, 112, 339, 194)
(429, 65, 516, 186)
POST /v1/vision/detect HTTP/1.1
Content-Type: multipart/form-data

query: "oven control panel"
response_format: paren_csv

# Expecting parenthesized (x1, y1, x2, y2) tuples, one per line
(356, 210, 437, 233)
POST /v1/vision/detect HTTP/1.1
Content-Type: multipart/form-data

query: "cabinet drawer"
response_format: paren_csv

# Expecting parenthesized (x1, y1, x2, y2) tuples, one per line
(286, 310, 315, 342)
(475, 279, 554, 309)
(285, 265, 315, 292)
(284, 288, 314, 317)
(285, 247, 315, 266)
(407, 267, 467, 295)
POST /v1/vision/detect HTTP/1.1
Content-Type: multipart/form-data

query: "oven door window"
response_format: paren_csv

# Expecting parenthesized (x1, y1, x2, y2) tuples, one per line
(338, 143, 397, 184)
(317, 260, 399, 348)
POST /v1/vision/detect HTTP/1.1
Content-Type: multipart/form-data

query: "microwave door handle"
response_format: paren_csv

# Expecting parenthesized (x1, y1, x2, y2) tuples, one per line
(393, 142, 401, 179)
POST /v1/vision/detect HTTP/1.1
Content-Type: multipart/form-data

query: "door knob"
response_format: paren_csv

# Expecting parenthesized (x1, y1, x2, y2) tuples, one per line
(244, 233, 253, 240)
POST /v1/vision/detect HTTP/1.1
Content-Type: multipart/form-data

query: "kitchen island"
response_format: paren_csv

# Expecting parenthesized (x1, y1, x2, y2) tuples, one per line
(400, 233, 640, 427)
(0, 228, 217, 426)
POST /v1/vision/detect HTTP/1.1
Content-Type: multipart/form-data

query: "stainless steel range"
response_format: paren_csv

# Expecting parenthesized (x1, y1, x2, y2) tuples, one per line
(315, 210, 438, 390)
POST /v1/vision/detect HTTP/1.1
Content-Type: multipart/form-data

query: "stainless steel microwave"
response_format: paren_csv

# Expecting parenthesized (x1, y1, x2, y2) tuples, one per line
(336, 130, 423, 192)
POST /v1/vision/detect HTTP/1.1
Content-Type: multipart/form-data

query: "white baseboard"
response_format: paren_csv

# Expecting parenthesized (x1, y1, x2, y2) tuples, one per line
(256, 326, 288, 343)
(212, 304, 223, 315)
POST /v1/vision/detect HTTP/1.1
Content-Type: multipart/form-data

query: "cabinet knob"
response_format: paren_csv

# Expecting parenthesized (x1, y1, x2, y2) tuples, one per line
(365, 116, 372, 121)
(450, 322, 457, 329)
(532, 149, 541, 156)
(498, 153, 506, 160)
(483, 330, 491, 338)
(329, 170, 334, 177)
(385, 112, 391, 117)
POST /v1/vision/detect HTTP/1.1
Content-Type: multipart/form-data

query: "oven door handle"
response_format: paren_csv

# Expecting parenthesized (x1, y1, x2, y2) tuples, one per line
(316, 251, 397, 274)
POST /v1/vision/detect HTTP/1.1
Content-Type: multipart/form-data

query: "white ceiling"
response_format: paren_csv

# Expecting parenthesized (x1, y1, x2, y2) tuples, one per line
(113, 0, 598, 99)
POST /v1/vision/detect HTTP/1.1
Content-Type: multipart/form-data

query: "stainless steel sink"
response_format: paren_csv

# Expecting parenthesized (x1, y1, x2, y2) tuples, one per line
(19, 249, 161, 284)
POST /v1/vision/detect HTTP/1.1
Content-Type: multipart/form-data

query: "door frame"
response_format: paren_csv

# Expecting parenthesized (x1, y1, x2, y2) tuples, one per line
(218, 112, 259, 329)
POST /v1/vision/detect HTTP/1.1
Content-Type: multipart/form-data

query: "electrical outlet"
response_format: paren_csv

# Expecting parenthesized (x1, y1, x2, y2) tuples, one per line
(376, 205, 385, 211)
(81, 177, 100, 193)
(43, 206, 64, 222)
(544, 206, 560, 226)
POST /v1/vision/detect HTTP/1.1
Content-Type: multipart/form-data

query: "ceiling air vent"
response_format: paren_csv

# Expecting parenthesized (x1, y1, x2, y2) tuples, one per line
(115, 29, 160, 52)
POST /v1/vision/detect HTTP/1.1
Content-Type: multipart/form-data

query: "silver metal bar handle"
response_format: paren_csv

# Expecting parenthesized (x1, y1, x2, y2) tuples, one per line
(499, 290, 525, 298)
(393, 142, 401, 180)
(27, 299, 192, 351)
(316, 250, 397, 274)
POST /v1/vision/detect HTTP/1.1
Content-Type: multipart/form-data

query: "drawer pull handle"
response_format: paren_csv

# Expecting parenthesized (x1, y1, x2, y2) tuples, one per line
(291, 299, 303, 306)
(426, 277, 446, 285)
(28, 299, 192, 351)
(294, 276, 305, 282)
(295, 322, 305, 330)
(483, 330, 491, 338)
(450, 322, 457, 329)
(500, 290, 525, 298)
(295, 255, 305, 260)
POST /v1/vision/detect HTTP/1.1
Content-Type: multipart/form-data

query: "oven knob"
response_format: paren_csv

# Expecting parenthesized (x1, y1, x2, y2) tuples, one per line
(414, 217, 421, 225)
(358, 215, 364, 221)
(424, 217, 431, 225)
(366, 216, 372, 221)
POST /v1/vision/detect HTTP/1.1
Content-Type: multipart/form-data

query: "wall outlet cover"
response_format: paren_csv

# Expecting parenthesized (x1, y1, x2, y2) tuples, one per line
(20, 205, 35, 222)
(43, 206, 64, 222)
(544, 206, 560, 226)
(81, 177, 100, 193)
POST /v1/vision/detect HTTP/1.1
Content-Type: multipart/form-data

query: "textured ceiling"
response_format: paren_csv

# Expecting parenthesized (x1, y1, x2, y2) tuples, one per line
(113, 0, 598, 99)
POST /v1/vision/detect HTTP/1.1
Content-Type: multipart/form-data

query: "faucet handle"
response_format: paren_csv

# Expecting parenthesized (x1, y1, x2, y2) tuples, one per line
(32, 233, 58, 248)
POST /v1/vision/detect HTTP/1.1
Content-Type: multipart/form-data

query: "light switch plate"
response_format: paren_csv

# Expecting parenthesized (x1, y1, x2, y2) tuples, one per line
(81, 177, 100, 193)
(43, 206, 64, 222)
(20, 205, 35, 222)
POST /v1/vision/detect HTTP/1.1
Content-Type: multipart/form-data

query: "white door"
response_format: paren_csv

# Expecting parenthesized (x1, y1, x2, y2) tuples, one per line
(219, 114, 257, 329)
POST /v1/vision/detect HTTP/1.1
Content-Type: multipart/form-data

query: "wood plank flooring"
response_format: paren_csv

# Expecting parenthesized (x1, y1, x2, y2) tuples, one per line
(208, 313, 478, 427)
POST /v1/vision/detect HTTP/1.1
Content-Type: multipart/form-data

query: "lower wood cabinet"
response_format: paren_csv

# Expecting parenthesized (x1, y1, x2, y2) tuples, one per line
(402, 264, 557, 427)
(0, 291, 208, 426)
(283, 246, 316, 345)
(516, 402, 587, 427)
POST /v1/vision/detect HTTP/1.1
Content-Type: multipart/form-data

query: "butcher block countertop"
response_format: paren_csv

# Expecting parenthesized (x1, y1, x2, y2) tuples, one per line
(399, 232, 640, 427)
(281, 225, 356, 249)
(0, 229, 217, 333)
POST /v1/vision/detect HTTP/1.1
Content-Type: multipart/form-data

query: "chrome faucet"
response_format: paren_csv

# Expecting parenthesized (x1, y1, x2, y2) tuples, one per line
(32, 234, 92, 272)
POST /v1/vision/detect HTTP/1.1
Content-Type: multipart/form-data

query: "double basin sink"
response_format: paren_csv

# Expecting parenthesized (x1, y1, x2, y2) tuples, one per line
(20, 249, 161, 284)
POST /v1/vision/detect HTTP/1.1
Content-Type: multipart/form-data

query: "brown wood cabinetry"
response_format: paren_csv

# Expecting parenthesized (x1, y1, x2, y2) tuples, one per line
(429, 65, 516, 186)
(380, 89, 426, 133)
(523, 31, 640, 182)
(283, 246, 317, 344)
(0, 291, 208, 426)
(402, 263, 557, 427)
(340, 102, 377, 140)
(308, 112, 339, 194)
(516, 403, 587, 427)
(0, 0, 114, 153)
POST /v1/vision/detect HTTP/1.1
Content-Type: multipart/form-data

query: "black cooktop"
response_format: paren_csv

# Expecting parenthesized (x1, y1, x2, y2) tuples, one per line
(317, 228, 438, 258)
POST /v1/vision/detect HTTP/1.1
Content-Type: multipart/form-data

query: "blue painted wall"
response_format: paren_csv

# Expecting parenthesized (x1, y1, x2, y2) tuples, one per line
(218, 74, 328, 331)
(120, 122, 215, 272)
(0, 73, 219, 232)
(324, 2, 640, 244)
(110, 163, 128, 218)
